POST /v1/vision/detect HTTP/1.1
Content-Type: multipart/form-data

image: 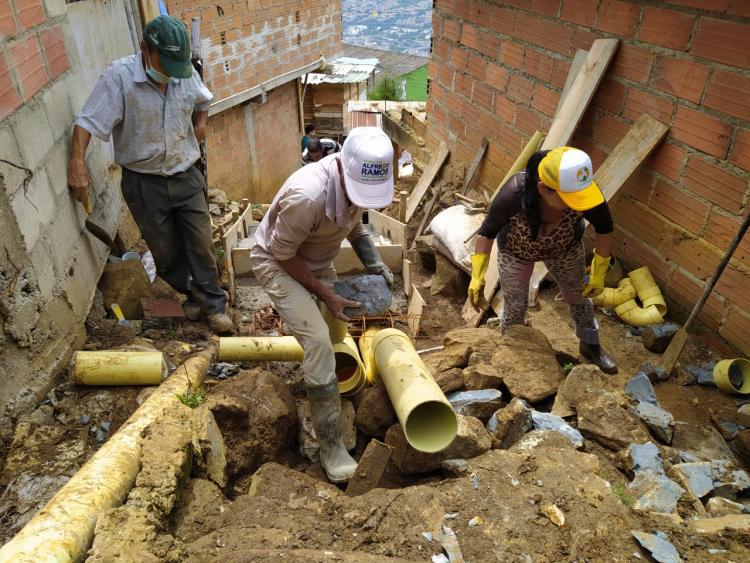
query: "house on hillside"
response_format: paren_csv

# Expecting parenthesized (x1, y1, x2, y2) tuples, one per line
(343, 43, 429, 101)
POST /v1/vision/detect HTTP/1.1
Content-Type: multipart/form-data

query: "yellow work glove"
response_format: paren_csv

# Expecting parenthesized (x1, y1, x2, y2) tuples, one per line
(468, 252, 490, 307)
(583, 250, 610, 298)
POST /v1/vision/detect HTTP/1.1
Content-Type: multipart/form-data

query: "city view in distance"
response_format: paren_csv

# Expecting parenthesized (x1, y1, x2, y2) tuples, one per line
(342, 0, 433, 55)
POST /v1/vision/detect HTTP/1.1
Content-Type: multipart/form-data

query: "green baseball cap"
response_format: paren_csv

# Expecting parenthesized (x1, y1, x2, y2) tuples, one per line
(143, 15, 192, 79)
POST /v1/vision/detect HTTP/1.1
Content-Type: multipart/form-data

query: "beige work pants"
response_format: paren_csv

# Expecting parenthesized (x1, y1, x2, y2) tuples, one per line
(253, 263, 346, 388)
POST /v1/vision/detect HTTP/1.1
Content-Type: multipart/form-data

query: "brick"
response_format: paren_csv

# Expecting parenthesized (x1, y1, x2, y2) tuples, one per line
(537, 20, 574, 56)
(610, 45, 654, 83)
(532, 83, 560, 117)
(0, 52, 21, 120)
(622, 88, 674, 125)
(455, 72, 472, 98)
(460, 22, 480, 51)
(663, 0, 728, 9)
(513, 12, 543, 45)
(1, 0, 17, 37)
(597, 0, 640, 37)
(433, 38, 451, 61)
(704, 211, 750, 266)
(731, 129, 750, 172)
(683, 156, 747, 214)
(450, 46, 469, 70)
(507, 74, 533, 105)
(646, 143, 687, 182)
(624, 237, 671, 283)
(443, 18, 461, 43)
(691, 17, 750, 68)
(560, 0, 596, 27)
(592, 79, 626, 114)
(703, 71, 750, 122)
(720, 307, 750, 356)
(515, 106, 543, 135)
(438, 65, 454, 89)
(466, 53, 486, 80)
(650, 57, 710, 105)
(488, 5, 515, 36)
(638, 7, 695, 51)
(486, 62, 509, 92)
(728, 0, 750, 17)
(716, 264, 750, 313)
(660, 225, 722, 280)
(551, 58, 571, 90)
(651, 179, 709, 234)
(594, 114, 630, 151)
(496, 123, 524, 154)
(613, 197, 667, 248)
(10, 35, 48, 101)
(495, 95, 516, 124)
(16, 0, 45, 30)
(477, 30, 502, 59)
(472, 81, 494, 111)
(523, 49, 553, 82)
(666, 268, 725, 330)
(571, 29, 598, 51)
(40, 25, 69, 80)
(499, 41, 524, 70)
(619, 166, 654, 204)
(530, 0, 560, 17)
(672, 106, 733, 159)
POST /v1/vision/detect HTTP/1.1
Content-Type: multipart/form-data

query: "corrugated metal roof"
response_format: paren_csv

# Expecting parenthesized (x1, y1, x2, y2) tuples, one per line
(305, 57, 378, 85)
(342, 43, 429, 79)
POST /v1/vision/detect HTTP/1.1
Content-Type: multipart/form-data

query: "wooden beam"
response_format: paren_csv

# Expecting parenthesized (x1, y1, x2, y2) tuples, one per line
(381, 111, 431, 164)
(407, 284, 425, 337)
(403, 259, 412, 297)
(405, 141, 450, 223)
(392, 140, 400, 183)
(346, 440, 393, 497)
(554, 49, 588, 121)
(222, 204, 254, 303)
(368, 210, 406, 246)
(398, 191, 408, 223)
(461, 138, 489, 195)
(411, 184, 444, 248)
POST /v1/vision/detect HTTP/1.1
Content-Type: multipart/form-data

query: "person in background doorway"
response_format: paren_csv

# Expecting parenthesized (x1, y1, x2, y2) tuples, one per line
(468, 147, 618, 374)
(301, 123, 317, 151)
(251, 127, 394, 483)
(67, 15, 233, 334)
(302, 137, 341, 164)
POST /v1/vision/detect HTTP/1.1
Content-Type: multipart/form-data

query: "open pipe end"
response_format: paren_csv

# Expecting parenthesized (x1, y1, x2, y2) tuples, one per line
(404, 400, 458, 453)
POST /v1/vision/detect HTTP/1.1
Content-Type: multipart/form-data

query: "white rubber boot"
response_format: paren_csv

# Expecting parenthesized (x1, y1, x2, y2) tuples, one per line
(306, 382, 357, 483)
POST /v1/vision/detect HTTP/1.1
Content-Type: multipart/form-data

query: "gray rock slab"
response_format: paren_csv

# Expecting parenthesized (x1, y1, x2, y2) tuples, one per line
(629, 470, 685, 513)
(635, 402, 674, 444)
(447, 389, 503, 423)
(642, 323, 680, 354)
(625, 373, 658, 406)
(674, 462, 713, 498)
(626, 442, 664, 476)
(334, 275, 392, 317)
(530, 410, 583, 449)
(631, 531, 683, 563)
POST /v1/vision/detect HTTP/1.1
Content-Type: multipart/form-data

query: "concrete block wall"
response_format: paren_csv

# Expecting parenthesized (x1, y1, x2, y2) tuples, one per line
(426, 0, 750, 355)
(0, 0, 136, 438)
(167, 0, 342, 202)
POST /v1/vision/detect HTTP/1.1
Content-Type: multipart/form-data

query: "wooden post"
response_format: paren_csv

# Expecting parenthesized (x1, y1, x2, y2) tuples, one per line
(392, 140, 399, 183)
(346, 440, 393, 496)
(398, 190, 408, 223)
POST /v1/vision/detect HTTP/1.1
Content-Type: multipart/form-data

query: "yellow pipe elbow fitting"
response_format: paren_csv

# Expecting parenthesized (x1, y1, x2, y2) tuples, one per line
(628, 266, 667, 316)
(592, 278, 636, 308)
(614, 299, 664, 327)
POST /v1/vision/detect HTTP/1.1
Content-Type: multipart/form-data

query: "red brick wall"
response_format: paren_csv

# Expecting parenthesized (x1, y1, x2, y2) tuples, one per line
(205, 103, 253, 199)
(167, 0, 341, 102)
(0, 0, 70, 119)
(427, 0, 750, 354)
(252, 80, 302, 202)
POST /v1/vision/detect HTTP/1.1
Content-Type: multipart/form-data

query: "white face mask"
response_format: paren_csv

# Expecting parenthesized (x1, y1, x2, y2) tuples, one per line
(144, 49, 170, 84)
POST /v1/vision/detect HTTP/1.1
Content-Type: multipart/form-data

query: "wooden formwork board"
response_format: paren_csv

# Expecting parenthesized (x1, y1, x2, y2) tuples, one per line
(333, 244, 403, 277)
(407, 284, 425, 337)
(222, 204, 254, 303)
(368, 210, 407, 246)
(405, 141, 450, 224)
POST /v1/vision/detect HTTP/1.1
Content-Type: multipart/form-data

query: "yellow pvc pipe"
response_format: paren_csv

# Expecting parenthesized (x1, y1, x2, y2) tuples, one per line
(334, 335, 367, 396)
(0, 345, 216, 563)
(614, 299, 664, 327)
(357, 328, 380, 384)
(73, 351, 166, 386)
(628, 266, 667, 316)
(713, 359, 750, 395)
(218, 336, 305, 362)
(592, 278, 636, 308)
(372, 328, 458, 453)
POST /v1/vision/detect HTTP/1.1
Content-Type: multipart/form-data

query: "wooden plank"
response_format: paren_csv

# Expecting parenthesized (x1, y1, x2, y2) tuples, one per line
(411, 184, 444, 248)
(554, 49, 588, 121)
(333, 244, 403, 276)
(368, 210, 406, 246)
(542, 39, 619, 150)
(403, 259, 412, 297)
(407, 284, 425, 337)
(461, 138, 489, 195)
(381, 111, 431, 164)
(346, 439, 393, 497)
(526, 114, 669, 304)
(405, 141, 450, 223)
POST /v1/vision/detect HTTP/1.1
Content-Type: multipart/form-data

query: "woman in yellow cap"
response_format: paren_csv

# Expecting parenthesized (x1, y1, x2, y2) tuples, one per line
(468, 147, 617, 374)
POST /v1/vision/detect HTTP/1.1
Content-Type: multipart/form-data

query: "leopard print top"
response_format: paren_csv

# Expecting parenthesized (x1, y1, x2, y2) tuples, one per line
(504, 208, 583, 262)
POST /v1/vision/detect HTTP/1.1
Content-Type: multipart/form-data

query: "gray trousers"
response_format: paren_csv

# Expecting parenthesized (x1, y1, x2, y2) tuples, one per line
(499, 242, 599, 345)
(121, 166, 226, 315)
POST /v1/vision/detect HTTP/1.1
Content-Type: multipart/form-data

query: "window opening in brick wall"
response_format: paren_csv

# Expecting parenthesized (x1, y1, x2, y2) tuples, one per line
(295, 10, 300, 23)
(220, 31, 227, 45)
(224, 60, 230, 73)
(296, 34, 301, 46)
(216, 5, 224, 16)
(426, 78, 431, 96)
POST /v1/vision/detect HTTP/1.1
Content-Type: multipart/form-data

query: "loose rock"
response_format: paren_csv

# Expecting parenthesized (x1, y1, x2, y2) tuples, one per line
(622, 442, 664, 477)
(430, 253, 467, 298)
(577, 398, 650, 451)
(511, 430, 579, 453)
(706, 497, 745, 517)
(447, 389, 503, 422)
(635, 402, 674, 444)
(631, 531, 682, 563)
(687, 515, 750, 535)
(490, 326, 564, 403)
(530, 410, 583, 449)
(642, 323, 680, 354)
(675, 363, 716, 387)
(734, 429, 750, 467)
(673, 462, 713, 498)
(638, 362, 670, 383)
(552, 364, 628, 418)
(671, 422, 735, 462)
(98, 259, 154, 319)
(462, 363, 502, 390)
(354, 383, 397, 439)
(486, 398, 532, 449)
(625, 374, 659, 406)
(191, 405, 228, 488)
(628, 471, 685, 513)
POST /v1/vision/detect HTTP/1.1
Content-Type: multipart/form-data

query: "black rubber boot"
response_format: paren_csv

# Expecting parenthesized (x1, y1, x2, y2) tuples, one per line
(580, 342, 618, 374)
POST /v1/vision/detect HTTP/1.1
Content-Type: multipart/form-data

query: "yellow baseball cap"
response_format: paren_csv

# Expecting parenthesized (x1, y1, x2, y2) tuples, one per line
(538, 147, 604, 211)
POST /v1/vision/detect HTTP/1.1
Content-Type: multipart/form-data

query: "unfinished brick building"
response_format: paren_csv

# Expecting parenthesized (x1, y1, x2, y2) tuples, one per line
(426, 0, 750, 354)
(166, 0, 342, 202)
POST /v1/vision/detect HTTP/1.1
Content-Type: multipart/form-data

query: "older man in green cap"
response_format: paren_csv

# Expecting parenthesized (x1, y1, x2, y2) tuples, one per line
(68, 15, 233, 334)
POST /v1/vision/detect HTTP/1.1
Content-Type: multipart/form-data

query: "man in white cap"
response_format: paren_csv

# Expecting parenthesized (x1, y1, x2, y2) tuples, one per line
(251, 126, 394, 482)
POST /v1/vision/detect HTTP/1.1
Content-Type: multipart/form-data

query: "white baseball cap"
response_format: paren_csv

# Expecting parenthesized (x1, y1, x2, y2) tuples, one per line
(538, 147, 604, 211)
(340, 127, 394, 209)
